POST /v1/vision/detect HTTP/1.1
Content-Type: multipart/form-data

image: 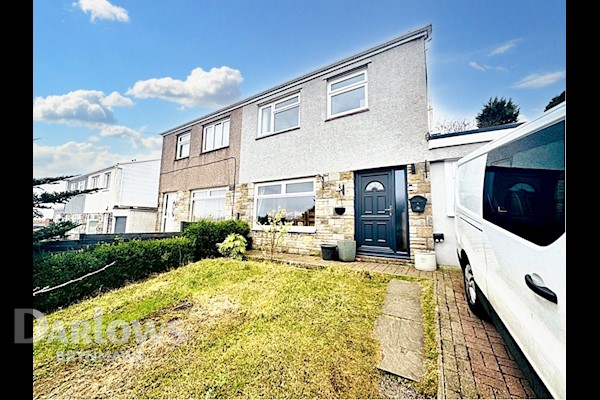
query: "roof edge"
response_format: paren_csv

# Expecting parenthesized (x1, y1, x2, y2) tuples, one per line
(427, 122, 524, 140)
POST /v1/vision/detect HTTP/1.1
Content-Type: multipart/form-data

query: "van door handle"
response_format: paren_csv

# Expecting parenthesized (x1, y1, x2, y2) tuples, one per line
(525, 274, 557, 304)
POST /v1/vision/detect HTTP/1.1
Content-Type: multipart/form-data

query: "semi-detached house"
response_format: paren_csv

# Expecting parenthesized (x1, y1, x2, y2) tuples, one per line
(157, 24, 436, 263)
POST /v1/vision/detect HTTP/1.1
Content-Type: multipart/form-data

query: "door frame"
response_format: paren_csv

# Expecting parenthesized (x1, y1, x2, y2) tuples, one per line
(354, 166, 410, 258)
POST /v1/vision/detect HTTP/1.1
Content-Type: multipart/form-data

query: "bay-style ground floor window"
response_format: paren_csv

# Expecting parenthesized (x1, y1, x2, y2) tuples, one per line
(253, 178, 315, 232)
(190, 187, 228, 221)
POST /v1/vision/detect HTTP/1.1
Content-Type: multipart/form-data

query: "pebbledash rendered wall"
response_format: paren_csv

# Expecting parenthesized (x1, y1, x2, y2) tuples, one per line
(234, 161, 433, 261)
(234, 26, 433, 262)
(156, 108, 243, 231)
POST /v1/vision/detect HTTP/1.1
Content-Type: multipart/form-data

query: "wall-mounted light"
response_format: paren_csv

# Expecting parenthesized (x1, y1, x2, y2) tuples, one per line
(410, 163, 416, 174)
(337, 184, 345, 197)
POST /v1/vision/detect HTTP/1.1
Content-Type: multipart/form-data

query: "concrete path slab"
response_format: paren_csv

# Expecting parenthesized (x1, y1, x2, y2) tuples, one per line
(373, 279, 424, 382)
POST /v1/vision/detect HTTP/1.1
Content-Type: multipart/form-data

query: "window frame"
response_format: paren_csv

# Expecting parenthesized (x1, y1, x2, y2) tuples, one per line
(257, 93, 301, 137)
(189, 186, 228, 221)
(202, 119, 231, 153)
(176, 132, 191, 160)
(253, 177, 316, 233)
(90, 175, 100, 189)
(103, 172, 111, 190)
(327, 68, 368, 119)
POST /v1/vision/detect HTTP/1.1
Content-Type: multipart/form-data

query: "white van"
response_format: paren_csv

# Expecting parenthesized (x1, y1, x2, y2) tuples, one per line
(454, 102, 565, 399)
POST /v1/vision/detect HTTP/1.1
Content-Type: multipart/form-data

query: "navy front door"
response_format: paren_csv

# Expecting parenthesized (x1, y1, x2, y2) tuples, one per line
(355, 168, 409, 257)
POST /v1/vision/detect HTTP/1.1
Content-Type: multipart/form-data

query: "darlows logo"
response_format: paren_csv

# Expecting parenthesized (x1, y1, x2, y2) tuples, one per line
(15, 308, 185, 345)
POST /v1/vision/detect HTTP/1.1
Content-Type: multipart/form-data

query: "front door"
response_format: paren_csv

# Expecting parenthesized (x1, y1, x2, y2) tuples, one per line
(355, 168, 409, 257)
(161, 192, 178, 232)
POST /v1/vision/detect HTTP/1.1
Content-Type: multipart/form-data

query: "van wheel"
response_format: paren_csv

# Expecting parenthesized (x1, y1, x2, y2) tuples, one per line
(463, 262, 487, 318)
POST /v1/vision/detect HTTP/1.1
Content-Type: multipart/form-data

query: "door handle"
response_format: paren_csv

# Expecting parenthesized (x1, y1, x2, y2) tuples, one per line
(524, 274, 557, 304)
(383, 204, 393, 216)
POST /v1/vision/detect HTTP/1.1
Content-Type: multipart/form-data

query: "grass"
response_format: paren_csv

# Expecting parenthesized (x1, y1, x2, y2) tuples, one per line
(33, 258, 438, 398)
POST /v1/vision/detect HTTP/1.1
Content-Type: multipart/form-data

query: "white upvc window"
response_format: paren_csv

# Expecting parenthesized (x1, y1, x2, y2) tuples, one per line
(190, 187, 228, 221)
(203, 119, 230, 153)
(258, 93, 300, 136)
(87, 215, 99, 233)
(91, 175, 100, 189)
(327, 69, 368, 118)
(78, 180, 86, 190)
(104, 172, 111, 189)
(176, 132, 191, 159)
(253, 178, 315, 233)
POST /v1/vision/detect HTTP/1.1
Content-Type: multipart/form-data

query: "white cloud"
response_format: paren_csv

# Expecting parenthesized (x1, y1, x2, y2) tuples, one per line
(33, 89, 133, 125)
(33, 141, 161, 178)
(74, 0, 129, 22)
(126, 66, 244, 108)
(102, 91, 134, 107)
(469, 62, 508, 72)
(469, 61, 487, 71)
(489, 39, 520, 56)
(512, 71, 566, 89)
(97, 125, 162, 150)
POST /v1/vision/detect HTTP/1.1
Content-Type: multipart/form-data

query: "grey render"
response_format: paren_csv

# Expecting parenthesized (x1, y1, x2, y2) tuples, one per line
(238, 25, 432, 183)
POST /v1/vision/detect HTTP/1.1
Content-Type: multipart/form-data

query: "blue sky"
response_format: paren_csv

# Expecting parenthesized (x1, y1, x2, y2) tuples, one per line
(33, 0, 566, 178)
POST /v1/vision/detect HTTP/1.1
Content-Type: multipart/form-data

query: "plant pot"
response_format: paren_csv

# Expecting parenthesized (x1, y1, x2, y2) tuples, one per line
(337, 240, 356, 262)
(334, 207, 346, 215)
(414, 251, 437, 271)
(320, 244, 337, 260)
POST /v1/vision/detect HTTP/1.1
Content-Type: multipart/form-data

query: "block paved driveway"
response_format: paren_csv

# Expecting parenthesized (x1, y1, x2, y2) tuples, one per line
(245, 251, 537, 398)
(436, 267, 536, 399)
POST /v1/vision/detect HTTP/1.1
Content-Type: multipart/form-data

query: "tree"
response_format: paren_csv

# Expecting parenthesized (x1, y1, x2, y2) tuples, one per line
(33, 176, 97, 243)
(476, 97, 520, 128)
(433, 117, 477, 134)
(544, 90, 565, 111)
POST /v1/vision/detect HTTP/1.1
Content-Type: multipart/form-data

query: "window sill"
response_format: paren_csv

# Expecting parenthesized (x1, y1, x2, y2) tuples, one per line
(252, 224, 316, 234)
(256, 126, 300, 140)
(325, 107, 369, 122)
(201, 145, 229, 155)
(175, 156, 189, 161)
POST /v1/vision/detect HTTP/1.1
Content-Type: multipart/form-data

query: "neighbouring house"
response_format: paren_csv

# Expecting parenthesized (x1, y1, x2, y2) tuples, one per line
(156, 108, 242, 232)
(33, 180, 68, 227)
(63, 159, 161, 236)
(426, 122, 524, 266)
(158, 24, 434, 263)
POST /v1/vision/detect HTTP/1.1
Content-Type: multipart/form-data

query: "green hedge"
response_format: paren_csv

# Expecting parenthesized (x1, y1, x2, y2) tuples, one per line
(33, 237, 194, 313)
(182, 219, 251, 261)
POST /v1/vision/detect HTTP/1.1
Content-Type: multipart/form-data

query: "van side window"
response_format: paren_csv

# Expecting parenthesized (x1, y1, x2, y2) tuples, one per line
(483, 120, 565, 246)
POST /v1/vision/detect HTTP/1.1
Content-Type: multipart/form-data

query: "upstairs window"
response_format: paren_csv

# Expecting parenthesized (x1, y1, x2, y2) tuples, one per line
(327, 69, 368, 118)
(91, 175, 100, 189)
(176, 132, 191, 159)
(78, 181, 86, 190)
(258, 94, 300, 136)
(104, 172, 111, 189)
(203, 119, 230, 152)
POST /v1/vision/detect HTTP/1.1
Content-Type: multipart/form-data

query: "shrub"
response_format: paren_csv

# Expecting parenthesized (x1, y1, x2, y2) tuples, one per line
(182, 219, 250, 261)
(217, 233, 248, 260)
(32, 236, 194, 312)
(257, 207, 292, 260)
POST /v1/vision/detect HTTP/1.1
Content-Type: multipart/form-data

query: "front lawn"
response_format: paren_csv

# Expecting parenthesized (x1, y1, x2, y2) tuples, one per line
(34, 259, 400, 398)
